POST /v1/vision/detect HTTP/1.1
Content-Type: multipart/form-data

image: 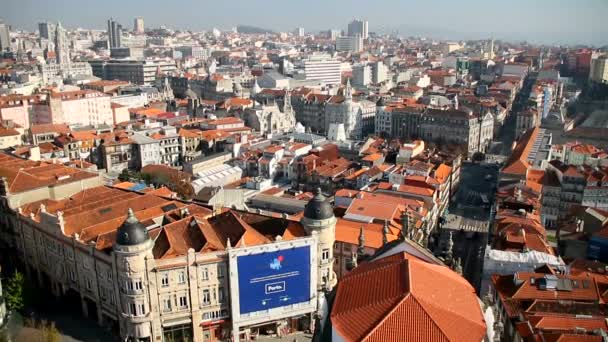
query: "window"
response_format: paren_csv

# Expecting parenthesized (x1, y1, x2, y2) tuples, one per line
(129, 303, 137, 316)
(162, 297, 172, 312)
(178, 271, 186, 284)
(107, 270, 112, 282)
(218, 287, 225, 304)
(217, 266, 224, 278)
(202, 289, 211, 306)
(86, 278, 92, 290)
(178, 295, 188, 309)
(138, 303, 146, 316)
(161, 273, 169, 287)
(201, 267, 209, 281)
(322, 249, 330, 261)
(134, 279, 143, 291)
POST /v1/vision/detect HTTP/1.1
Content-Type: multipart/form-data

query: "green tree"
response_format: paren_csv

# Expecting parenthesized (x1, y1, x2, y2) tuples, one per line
(5, 271, 25, 312)
(118, 168, 130, 182)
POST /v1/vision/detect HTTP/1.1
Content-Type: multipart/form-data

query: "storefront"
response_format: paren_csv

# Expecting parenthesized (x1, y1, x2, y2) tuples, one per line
(200, 319, 229, 341)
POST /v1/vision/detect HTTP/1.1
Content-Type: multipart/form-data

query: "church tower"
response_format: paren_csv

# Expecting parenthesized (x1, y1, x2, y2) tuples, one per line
(54, 22, 69, 67)
(113, 209, 155, 341)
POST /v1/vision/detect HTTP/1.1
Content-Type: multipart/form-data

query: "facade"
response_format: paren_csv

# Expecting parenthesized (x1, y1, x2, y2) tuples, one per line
(292, 93, 331, 134)
(335, 36, 363, 53)
(304, 55, 341, 85)
(107, 18, 123, 48)
(347, 19, 368, 39)
(54, 22, 69, 66)
(390, 107, 494, 154)
(133, 17, 144, 34)
(325, 80, 376, 139)
(48, 90, 114, 126)
(0, 169, 338, 341)
(0, 125, 21, 149)
(590, 55, 608, 84)
(131, 133, 161, 170)
(90, 60, 177, 85)
(352, 64, 371, 86)
(0, 21, 10, 52)
(241, 92, 296, 135)
(371, 61, 388, 84)
(39, 22, 55, 40)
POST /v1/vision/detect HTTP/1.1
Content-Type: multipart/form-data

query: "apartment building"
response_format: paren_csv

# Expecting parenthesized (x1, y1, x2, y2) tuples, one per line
(1, 178, 337, 341)
(390, 107, 494, 154)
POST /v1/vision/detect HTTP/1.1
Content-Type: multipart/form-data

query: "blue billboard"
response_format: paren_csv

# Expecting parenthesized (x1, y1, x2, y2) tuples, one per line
(237, 245, 311, 315)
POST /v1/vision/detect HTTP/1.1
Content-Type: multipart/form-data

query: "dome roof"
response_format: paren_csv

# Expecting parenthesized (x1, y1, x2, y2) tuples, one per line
(116, 208, 150, 246)
(304, 188, 334, 220)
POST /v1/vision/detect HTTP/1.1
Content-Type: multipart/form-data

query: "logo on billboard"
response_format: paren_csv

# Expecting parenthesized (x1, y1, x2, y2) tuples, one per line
(269, 255, 284, 270)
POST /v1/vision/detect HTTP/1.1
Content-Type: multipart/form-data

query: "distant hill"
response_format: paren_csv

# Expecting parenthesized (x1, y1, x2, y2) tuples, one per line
(237, 25, 274, 34)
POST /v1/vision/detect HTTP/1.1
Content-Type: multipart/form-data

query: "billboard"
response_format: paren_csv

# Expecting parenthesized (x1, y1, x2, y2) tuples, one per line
(236, 245, 311, 315)
(228, 237, 317, 328)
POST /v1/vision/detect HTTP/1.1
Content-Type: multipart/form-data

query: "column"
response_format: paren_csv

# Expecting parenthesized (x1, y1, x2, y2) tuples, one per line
(97, 304, 104, 326)
(81, 296, 89, 318)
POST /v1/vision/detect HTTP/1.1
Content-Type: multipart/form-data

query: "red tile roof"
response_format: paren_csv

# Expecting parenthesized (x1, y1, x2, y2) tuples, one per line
(331, 252, 486, 342)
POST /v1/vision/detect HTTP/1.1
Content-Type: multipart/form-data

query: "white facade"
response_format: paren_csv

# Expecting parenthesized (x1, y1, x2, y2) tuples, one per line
(352, 64, 371, 86)
(304, 55, 341, 85)
(372, 61, 388, 84)
(133, 17, 145, 34)
(590, 55, 608, 84)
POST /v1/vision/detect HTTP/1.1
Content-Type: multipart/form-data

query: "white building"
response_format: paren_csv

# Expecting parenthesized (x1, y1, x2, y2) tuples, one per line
(133, 17, 144, 34)
(352, 64, 371, 86)
(590, 55, 608, 84)
(325, 80, 376, 139)
(335, 36, 363, 53)
(131, 133, 161, 170)
(372, 61, 388, 84)
(304, 54, 341, 85)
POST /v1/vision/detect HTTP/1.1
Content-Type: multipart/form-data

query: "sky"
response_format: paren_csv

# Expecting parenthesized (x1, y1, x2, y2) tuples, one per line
(3, 0, 608, 46)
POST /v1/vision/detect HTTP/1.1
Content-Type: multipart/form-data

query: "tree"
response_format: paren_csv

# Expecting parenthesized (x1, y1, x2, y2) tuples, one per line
(118, 168, 130, 182)
(5, 271, 25, 312)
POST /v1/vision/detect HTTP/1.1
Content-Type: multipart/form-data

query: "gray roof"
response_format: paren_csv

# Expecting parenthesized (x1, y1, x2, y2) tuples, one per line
(115, 208, 150, 246)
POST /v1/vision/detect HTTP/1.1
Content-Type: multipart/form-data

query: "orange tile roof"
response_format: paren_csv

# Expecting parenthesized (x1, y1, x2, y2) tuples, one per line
(331, 252, 486, 342)
(502, 127, 540, 176)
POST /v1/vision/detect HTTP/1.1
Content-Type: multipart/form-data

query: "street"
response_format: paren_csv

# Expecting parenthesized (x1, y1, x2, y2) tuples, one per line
(434, 162, 499, 292)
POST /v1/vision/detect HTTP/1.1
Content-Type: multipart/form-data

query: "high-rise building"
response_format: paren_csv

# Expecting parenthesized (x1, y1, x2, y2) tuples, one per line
(352, 64, 372, 86)
(54, 22, 70, 66)
(107, 18, 123, 48)
(590, 55, 608, 84)
(304, 54, 342, 85)
(0, 21, 10, 52)
(335, 35, 363, 53)
(372, 61, 388, 84)
(38, 21, 55, 40)
(294, 27, 304, 37)
(328, 29, 341, 40)
(347, 19, 368, 40)
(133, 17, 144, 34)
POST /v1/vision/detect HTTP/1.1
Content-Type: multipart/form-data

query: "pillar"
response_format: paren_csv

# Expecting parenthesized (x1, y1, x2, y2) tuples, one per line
(97, 304, 104, 326)
(80, 296, 89, 318)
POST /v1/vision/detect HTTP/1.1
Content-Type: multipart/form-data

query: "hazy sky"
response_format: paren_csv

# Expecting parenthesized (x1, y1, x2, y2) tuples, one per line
(3, 0, 608, 45)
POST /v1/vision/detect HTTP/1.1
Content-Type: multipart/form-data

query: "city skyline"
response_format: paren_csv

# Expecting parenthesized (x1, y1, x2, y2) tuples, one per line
(3, 0, 608, 46)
